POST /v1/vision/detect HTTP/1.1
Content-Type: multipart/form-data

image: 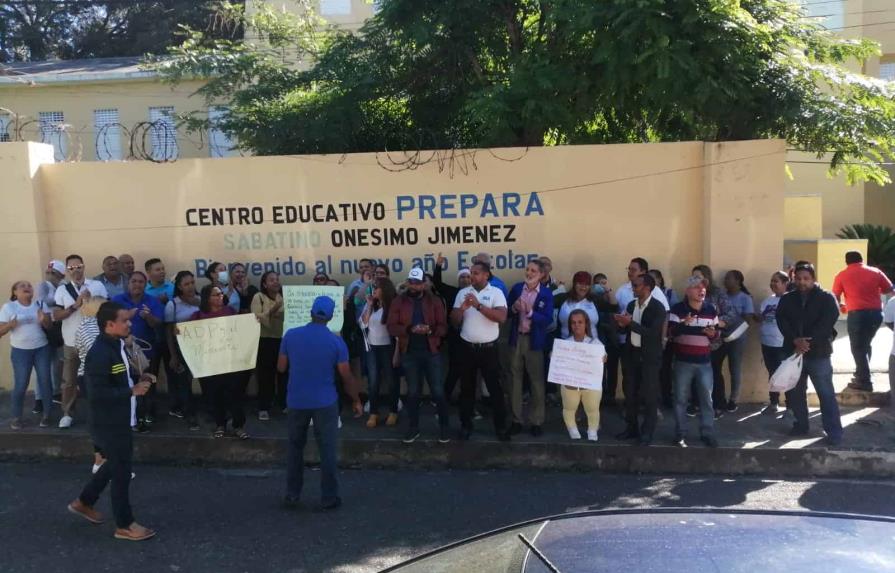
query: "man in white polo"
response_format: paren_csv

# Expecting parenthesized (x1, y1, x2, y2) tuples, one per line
(54, 254, 108, 428)
(451, 261, 510, 441)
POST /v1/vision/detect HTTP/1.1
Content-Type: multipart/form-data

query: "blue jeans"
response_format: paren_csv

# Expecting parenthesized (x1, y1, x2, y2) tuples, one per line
(403, 349, 449, 430)
(11, 345, 52, 418)
(847, 310, 883, 384)
(365, 344, 400, 415)
(34, 345, 63, 400)
(785, 356, 843, 440)
(712, 336, 746, 406)
(287, 404, 340, 504)
(673, 361, 714, 439)
(761, 344, 787, 404)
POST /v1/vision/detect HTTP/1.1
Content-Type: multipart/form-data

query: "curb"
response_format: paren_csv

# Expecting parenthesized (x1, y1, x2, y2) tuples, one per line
(3, 432, 894, 479)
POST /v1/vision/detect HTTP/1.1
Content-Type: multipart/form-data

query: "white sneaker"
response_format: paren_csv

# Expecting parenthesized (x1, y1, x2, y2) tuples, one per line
(397, 399, 404, 412)
(363, 401, 370, 414)
(568, 427, 582, 440)
(58, 415, 73, 429)
(587, 430, 599, 442)
(258, 410, 270, 421)
(338, 416, 342, 429)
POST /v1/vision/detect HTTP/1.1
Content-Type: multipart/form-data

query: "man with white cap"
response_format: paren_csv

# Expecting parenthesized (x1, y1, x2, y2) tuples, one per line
(34, 260, 66, 411)
(278, 296, 362, 511)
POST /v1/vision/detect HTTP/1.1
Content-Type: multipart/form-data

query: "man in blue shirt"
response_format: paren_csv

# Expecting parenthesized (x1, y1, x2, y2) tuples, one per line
(143, 258, 175, 305)
(278, 296, 362, 511)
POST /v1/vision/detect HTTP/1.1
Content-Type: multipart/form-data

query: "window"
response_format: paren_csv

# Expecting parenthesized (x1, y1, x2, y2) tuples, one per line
(94, 108, 121, 161)
(148, 106, 177, 161)
(208, 106, 237, 158)
(38, 111, 67, 161)
(881, 62, 895, 82)
(800, 0, 843, 32)
(320, 0, 351, 16)
(0, 112, 10, 142)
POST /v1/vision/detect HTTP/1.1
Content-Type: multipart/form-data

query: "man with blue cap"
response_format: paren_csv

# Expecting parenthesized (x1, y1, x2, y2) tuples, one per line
(278, 295, 362, 511)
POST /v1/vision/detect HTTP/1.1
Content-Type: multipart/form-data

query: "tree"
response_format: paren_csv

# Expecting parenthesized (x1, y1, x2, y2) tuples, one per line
(155, 0, 895, 184)
(0, 1, 241, 63)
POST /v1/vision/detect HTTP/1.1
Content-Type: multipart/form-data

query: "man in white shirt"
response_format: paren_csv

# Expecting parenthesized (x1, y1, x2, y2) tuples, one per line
(451, 261, 510, 441)
(54, 254, 108, 428)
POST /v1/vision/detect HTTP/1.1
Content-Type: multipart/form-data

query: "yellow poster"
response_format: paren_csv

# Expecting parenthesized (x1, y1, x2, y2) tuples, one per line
(283, 285, 345, 333)
(176, 314, 261, 378)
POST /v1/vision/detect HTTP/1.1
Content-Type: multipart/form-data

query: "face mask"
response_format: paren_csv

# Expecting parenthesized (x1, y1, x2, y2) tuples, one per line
(592, 285, 606, 295)
(217, 270, 230, 285)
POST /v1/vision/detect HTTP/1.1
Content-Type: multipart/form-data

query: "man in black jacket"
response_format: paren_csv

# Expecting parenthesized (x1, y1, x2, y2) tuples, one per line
(776, 263, 843, 445)
(614, 274, 667, 445)
(67, 302, 156, 541)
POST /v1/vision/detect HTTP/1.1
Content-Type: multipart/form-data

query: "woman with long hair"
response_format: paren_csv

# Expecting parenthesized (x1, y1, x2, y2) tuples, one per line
(204, 261, 240, 311)
(164, 271, 201, 430)
(251, 271, 285, 420)
(359, 278, 400, 428)
(757, 271, 790, 415)
(713, 269, 755, 413)
(0, 281, 53, 429)
(560, 309, 606, 441)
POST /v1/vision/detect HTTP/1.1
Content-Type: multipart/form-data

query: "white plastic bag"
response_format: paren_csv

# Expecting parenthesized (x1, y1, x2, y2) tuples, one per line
(769, 353, 803, 393)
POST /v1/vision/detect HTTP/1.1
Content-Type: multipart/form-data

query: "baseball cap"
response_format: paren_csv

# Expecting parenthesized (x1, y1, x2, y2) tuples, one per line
(310, 296, 335, 320)
(457, 267, 471, 279)
(408, 267, 425, 283)
(47, 260, 66, 276)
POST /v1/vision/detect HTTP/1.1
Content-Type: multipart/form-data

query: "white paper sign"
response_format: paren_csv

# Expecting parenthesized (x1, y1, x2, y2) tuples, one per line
(283, 285, 345, 334)
(547, 338, 605, 390)
(176, 314, 260, 378)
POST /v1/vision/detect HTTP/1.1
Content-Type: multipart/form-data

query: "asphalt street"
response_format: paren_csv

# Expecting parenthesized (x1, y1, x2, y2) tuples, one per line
(2, 462, 895, 572)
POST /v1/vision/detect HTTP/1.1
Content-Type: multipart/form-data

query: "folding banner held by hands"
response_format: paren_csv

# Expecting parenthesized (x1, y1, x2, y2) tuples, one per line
(283, 285, 345, 333)
(547, 339, 605, 391)
(176, 314, 261, 378)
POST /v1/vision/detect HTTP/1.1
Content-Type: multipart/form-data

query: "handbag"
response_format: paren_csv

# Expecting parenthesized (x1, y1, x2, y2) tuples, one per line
(769, 353, 803, 393)
(125, 335, 154, 379)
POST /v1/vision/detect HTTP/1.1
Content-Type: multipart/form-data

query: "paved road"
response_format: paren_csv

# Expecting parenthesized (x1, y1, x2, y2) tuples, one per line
(2, 462, 894, 573)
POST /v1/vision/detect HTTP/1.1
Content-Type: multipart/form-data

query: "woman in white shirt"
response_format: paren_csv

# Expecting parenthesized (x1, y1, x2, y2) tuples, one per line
(164, 271, 202, 431)
(555, 271, 599, 340)
(0, 281, 53, 429)
(359, 278, 400, 428)
(560, 309, 606, 442)
(756, 271, 790, 415)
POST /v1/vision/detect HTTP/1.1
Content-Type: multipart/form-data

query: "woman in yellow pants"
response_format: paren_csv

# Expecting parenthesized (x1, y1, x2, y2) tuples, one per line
(560, 310, 607, 441)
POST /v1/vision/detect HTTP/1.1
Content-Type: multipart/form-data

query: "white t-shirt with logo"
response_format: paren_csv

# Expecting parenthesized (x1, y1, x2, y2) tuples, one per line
(164, 297, 200, 324)
(360, 307, 392, 347)
(0, 300, 49, 350)
(759, 295, 784, 348)
(54, 280, 108, 347)
(454, 284, 508, 344)
(884, 297, 895, 357)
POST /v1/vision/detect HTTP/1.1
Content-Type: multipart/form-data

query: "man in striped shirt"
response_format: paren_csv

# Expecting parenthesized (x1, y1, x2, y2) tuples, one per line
(669, 276, 720, 448)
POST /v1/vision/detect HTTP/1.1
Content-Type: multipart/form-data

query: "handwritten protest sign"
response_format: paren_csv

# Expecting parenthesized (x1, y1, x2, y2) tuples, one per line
(547, 338, 605, 391)
(283, 285, 345, 333)
(176, 314, 260, 378)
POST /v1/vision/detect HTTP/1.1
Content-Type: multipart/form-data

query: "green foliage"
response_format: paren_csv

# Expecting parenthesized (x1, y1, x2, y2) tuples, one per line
(154, 0, 895, 184)
(836, 224, 895, 280)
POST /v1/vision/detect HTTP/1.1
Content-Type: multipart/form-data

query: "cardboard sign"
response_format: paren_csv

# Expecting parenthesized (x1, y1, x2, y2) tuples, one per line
(547, 338, 605, 391)
(283, 285, 345, 333)
(176, 314, 260, 378)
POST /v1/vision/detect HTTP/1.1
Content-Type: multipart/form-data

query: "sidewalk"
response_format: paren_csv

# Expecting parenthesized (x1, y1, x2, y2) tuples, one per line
(1, 391, 893, 479)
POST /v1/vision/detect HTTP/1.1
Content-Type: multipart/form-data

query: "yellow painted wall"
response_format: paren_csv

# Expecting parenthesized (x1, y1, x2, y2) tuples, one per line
(784, 151, 866, 239)
(0, 140, 786, 401)
(783, 195, 823, 240)
(784, 239, 868, 292)
(0, 78, 216, 162)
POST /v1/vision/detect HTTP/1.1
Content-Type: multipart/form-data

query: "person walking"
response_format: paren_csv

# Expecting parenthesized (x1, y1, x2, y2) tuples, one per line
(388, 267, 450, 443)
(507, 260, 554, 437)
(164, 271, 201, 430)
(668, 277, 720, 448)
(614, 273, 666, 446)
(451, 261, 510, 441)
(189, 284, 247, 440)
(776, 263, 844, 446)
(359, 278, 401, 428)
(757, 271, 791, 415)
(66, 301, 155, 542)
(832, 251, 893, 391)
(53, 255, 108, 428)
(1, 281, 54, 429)
(560, 309, 606, 441)
(251, 271, 285, 421)
(279, 296, 363, 511)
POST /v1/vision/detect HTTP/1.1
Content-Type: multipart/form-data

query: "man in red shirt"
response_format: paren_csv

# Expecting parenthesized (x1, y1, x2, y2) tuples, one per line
(832, 251, 894, 391)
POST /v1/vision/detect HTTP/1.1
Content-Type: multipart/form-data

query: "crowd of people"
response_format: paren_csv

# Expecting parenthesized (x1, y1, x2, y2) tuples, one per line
(2, 249, 893, 538)
(3, 250, 892, 447)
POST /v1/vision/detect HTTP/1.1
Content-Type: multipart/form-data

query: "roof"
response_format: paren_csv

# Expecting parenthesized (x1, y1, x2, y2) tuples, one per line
(0, 57, 158, 86)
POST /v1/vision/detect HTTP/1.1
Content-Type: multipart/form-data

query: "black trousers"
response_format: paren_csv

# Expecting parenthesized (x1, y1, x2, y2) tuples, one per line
(458, 341, 506, 432)
(622, 347, 660, 438)
(256, 337, 286, 411)
(443, 334, 464, 402)
(79, 431, 134, 528)
(603, 344, 622, 405)
(205, 372, 245, 429)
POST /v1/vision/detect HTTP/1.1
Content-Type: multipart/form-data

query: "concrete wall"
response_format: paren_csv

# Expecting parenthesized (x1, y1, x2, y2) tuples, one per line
(0, 139, 788, 401)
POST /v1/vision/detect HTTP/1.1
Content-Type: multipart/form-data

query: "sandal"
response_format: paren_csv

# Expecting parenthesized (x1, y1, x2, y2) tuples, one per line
(234, 428, 249, 440)
(212, 427, 225, 439)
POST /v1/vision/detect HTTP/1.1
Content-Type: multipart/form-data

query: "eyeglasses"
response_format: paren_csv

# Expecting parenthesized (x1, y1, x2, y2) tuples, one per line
(67, 265, 84, 271)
